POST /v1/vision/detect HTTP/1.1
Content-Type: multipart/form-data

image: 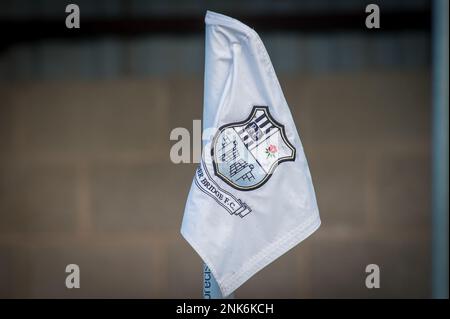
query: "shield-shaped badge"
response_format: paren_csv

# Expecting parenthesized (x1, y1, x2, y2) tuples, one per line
(211, 106, 296, 191)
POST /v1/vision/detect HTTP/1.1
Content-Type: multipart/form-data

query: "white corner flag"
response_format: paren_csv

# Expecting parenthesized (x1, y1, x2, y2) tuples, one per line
(181, 11, 321, 297)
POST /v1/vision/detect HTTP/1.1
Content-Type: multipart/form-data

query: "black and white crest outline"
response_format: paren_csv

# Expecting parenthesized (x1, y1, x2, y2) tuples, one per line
(211, 106, 296, 191)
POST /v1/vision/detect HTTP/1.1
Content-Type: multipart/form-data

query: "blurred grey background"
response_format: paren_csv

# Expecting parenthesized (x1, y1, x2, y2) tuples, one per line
(0, 0, 447, 298)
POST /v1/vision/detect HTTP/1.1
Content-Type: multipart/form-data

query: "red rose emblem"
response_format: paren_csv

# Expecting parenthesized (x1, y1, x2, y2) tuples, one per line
(268, 144, 277, 153)
(265, 144, 278, 158)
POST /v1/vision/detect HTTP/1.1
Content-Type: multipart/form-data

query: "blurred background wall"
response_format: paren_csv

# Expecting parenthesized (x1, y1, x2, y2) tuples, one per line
(0, 0, 439, 298)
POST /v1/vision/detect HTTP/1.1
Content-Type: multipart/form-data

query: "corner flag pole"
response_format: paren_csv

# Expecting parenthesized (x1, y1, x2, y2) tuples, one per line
(431, 0, 449, 299)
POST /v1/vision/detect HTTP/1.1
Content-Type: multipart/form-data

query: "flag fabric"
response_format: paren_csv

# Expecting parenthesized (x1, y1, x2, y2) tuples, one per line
(181, 11, 321, 297)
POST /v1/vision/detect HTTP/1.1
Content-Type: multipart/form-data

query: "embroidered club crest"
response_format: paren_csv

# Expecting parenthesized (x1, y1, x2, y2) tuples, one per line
(212, 106, 296, 191)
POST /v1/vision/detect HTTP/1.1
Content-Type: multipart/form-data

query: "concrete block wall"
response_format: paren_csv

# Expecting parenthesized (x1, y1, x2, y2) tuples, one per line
(0, 70, 431, 298)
